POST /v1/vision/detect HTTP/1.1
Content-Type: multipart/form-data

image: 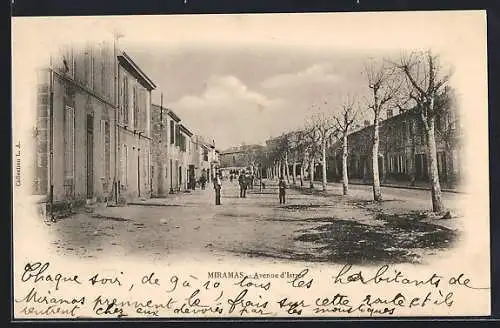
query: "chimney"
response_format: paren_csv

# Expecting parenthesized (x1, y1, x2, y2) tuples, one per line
(364, 120, 370, 127)
(386, 109, 393, 118)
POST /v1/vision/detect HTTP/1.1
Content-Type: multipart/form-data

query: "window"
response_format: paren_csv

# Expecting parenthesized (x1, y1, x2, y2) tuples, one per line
(84, 47, 94, 89)
(437, 152, 447, 176)
(101, 120, 110, 179)
(179, 134, 187, 152)
(401, 122, 407, 143)
(122, 76, 129, 124)
(203, 148, 209, 161)
(170, 121, 175, 144)
(100, 46, 107, 98)
(61, 45, 74, 78)
(90, 49, 95, 89)
(64, 106, 75, 182)
(133, 85, 138, 129)
(175, 125, 181, 147)
(121, 145, 128, 187)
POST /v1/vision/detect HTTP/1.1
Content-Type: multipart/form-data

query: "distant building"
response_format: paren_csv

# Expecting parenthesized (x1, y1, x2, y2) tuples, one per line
(192, 135, 215, 183)
(179, 124, 194, 191)
(219, 144, 265, 175)
(328, 105, 463, 188)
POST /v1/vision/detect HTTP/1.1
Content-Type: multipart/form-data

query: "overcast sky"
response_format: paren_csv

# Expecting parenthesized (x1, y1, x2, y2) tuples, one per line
(14, 12, 485, 151)
(122, 44, 378, 150)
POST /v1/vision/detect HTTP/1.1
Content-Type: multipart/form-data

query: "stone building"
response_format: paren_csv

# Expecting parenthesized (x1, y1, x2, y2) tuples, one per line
(328, 104, 463, 188)
(32, 40, 158, 218)
(150, 103, 170, 197)
(117, 51, 156, 200)
(191, 135, 212, 183)
(178, 124, 194, 191)
(219, 144, 264, 175)
(33, 41, 118, 210)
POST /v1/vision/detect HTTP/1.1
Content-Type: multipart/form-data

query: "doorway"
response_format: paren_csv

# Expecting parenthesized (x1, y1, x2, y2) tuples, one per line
(137, 152, 141, 197)
(178, 165, 182, 190)
(86, 114, 94, 199)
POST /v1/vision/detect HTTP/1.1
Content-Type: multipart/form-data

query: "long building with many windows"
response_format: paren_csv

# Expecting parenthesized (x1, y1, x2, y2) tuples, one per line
(326, 105, 463, 189)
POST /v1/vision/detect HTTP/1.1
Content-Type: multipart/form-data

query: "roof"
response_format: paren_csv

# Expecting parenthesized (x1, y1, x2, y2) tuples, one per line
(167, 109, 181, 122)
(118, 51, 156, 91)
(179, 124, 193, 137)
(151, 103, 181, 122)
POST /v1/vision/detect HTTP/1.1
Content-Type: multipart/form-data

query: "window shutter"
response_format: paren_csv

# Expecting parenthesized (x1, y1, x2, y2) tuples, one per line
(65, 106, 75, 180)
(101, 120, 106, 178)
(133, 85, 138, 129)
(122, 145, 128, 186)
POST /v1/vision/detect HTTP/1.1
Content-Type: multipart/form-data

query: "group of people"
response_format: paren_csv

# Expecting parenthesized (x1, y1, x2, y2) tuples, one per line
(237, 171, 254, 198)
(211, 170, 287, 205)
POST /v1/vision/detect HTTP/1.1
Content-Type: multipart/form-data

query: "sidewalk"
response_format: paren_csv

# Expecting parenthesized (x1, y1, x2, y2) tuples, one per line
(270, 177, 463, 193)
(126, 188, 213, 206)
(347, 178, 464, 194)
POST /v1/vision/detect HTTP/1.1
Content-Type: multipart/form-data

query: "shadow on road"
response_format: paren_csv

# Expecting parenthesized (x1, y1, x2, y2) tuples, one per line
(231, 212, 459, 265)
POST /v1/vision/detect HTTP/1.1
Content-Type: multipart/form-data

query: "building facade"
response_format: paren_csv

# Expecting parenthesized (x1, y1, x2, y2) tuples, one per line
(178, 124, 194, 191)
(33, 41, 118, 209)
(33, 41, 158, 217)
(117, 52, 156, 201)
(219, 144, 264, 175)
(328, 106, 463, 188)
(150, 103, 169, 197)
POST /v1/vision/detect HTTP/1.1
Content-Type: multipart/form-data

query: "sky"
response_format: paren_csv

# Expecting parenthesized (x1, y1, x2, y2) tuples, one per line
(122, 44, 375, 150)
(13, 11, 487, 151)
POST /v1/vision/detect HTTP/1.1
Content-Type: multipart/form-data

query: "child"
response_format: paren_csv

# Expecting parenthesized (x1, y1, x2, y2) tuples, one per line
(278, 176, 287, 204)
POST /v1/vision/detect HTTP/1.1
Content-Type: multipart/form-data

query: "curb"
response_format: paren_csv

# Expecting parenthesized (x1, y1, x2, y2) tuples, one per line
(290, 182, 464, 194)
(347, 182, 464, 194)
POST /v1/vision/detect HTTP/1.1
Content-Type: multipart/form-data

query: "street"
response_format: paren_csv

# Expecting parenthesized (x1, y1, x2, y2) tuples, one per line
(48, 180, 462, 266)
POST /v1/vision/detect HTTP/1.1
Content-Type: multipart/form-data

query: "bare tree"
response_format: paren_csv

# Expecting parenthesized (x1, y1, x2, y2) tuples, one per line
(310, 109, 338, 191)
(293, 130, 310, 187)
(302, 123, 322, 189)
(364, 60, 400, 201)
(334, 97, 359, 195)
(393, 50, 453, 213)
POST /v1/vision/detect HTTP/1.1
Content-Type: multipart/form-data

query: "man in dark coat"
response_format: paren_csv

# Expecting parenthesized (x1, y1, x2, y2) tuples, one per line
(214, 172, 222, 205)
(238, 172, 247, 198)
(279, 176, 287, 204)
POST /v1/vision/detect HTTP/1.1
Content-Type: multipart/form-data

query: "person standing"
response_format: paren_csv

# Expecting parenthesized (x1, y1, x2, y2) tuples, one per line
(238, 172, 246, 198)
(214, 172, 222, 205)
(279, 176, 287, 204)
(200, 171, 207, 190)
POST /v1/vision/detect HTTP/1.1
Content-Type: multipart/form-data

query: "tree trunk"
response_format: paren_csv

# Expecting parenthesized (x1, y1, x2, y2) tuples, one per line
(321, 138, 327, 191)
(300, 162, 304, 187)
(425, 117, 444, 213)
(309, 158, 315, 189)
(285, 152, 290, 184)
(372, 114, 382, 201)
(292, 162, 297, 185)
(342, 133, 349, 195)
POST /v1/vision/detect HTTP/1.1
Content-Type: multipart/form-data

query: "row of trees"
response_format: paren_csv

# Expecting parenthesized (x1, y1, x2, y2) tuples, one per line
(248, 50, 455, 214)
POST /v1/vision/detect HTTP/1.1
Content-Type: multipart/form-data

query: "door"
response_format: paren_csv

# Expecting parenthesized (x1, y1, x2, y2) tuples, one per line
(137, 153, 141, 197)
(415, 154, 423, 180)
(178, 166, 182, 190)
(188, 165, 195, 189)
(86, 114, 94, 198)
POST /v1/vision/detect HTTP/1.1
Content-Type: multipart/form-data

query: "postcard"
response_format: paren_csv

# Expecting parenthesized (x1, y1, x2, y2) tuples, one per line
(11, 11, 490, 319)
